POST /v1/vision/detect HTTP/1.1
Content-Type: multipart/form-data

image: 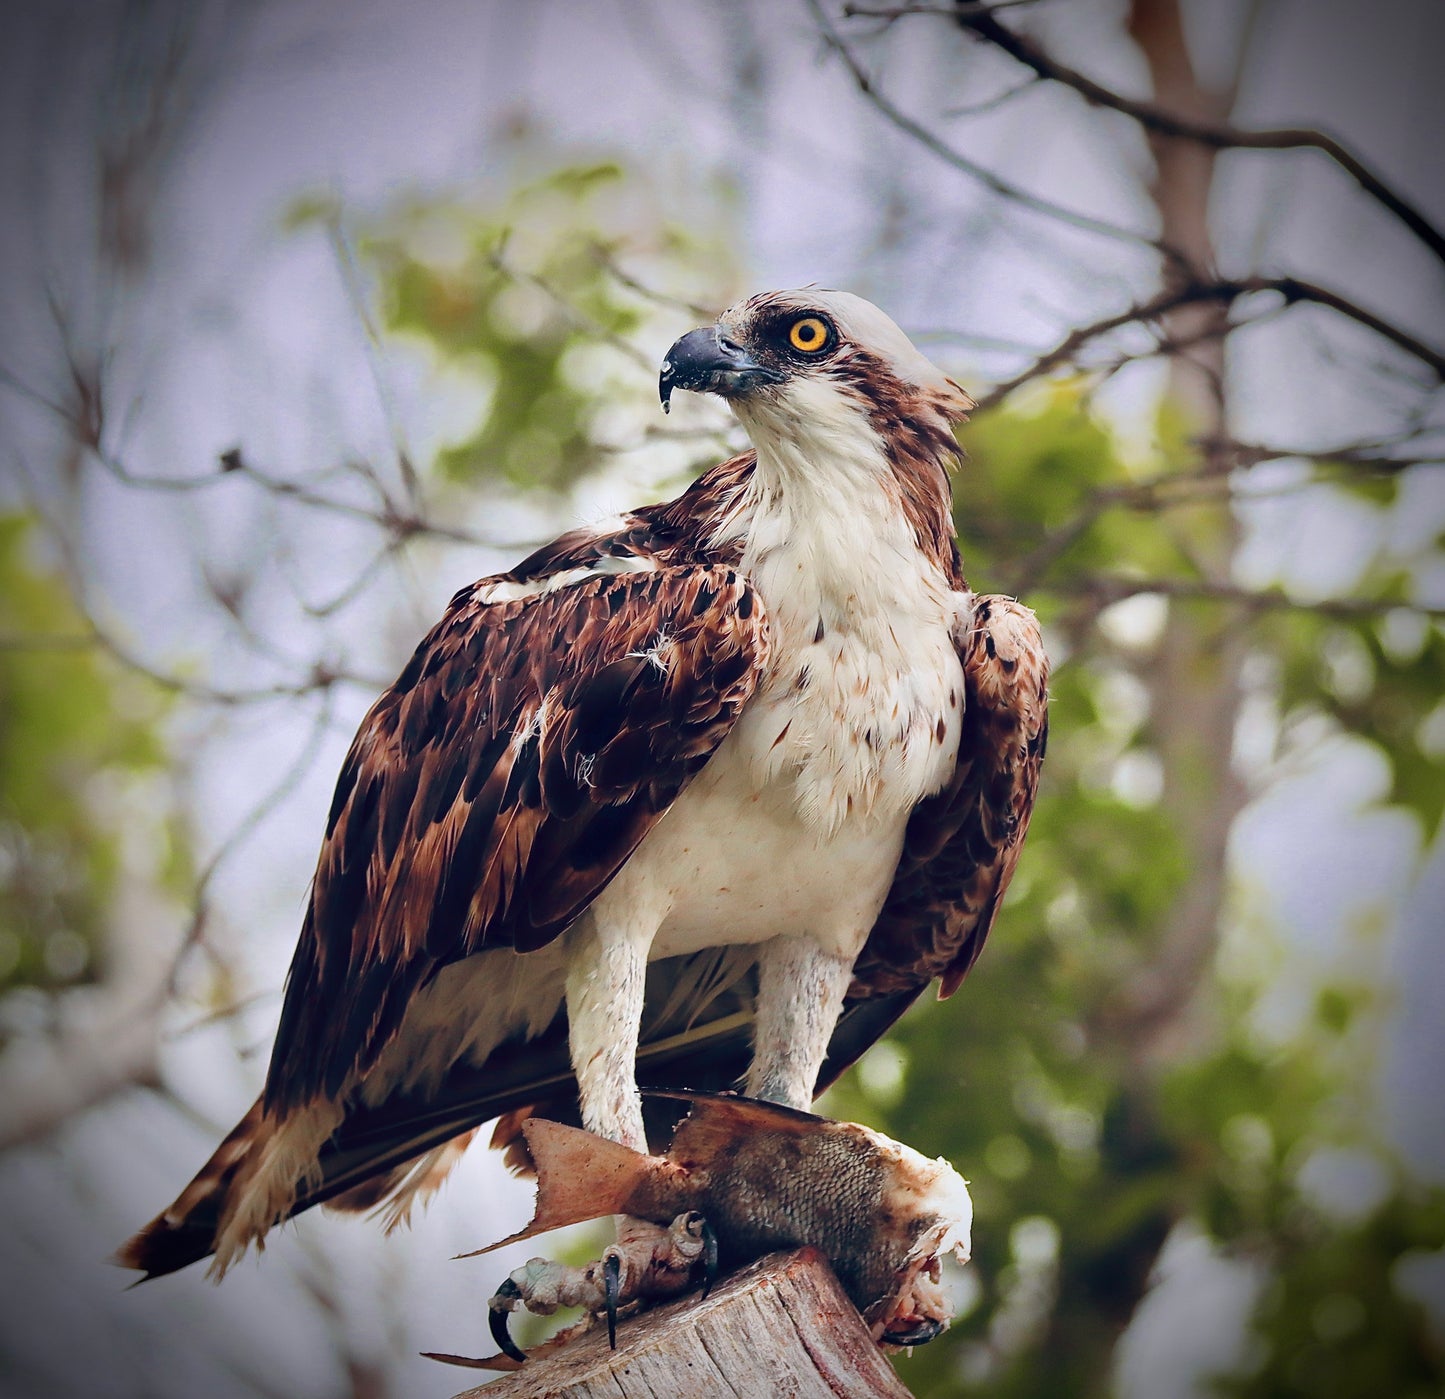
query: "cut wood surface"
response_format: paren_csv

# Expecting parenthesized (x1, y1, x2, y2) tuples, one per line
(451, 1247, 915, 1399)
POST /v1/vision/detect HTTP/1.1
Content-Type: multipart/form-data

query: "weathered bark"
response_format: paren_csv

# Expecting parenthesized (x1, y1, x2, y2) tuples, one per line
(450, 1249, 915, 1399)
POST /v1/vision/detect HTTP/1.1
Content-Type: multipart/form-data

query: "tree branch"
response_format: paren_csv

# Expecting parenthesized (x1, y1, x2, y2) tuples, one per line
(950, 7, 1445, 271)
(971, 275, 1445, 411)
(1217, 436, 1445, 476)
(806, 0, 1162, 251)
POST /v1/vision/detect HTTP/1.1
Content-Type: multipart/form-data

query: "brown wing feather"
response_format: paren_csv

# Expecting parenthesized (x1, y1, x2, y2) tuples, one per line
(849, 594, 1048, 1000)
(264, 564, 769, 1116)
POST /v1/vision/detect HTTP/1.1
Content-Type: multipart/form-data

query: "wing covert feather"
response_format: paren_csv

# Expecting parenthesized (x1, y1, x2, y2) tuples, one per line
(850, 594, 1048, 1000)
(265, 565, 769, 1115)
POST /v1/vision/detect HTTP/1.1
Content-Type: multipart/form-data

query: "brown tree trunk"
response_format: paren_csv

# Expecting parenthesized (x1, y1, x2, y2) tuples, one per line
(1103, 0, 1251, 1056)
(1040, 6, 1256, 1385)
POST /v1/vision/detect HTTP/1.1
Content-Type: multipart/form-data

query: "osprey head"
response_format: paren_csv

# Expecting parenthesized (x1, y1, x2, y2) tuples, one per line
(658, 289, 974, 430)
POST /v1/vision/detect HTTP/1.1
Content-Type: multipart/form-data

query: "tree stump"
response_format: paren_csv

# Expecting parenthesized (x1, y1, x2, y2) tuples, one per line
(451, 1247, 915, 1399)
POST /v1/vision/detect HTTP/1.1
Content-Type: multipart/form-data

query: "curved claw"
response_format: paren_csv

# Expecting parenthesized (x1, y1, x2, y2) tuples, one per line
(881, 1317, 945, 1348)
(602, 1250, 622, 1349)
(488, 1278, 527, 1364)
(698, 1217, 719, 1301)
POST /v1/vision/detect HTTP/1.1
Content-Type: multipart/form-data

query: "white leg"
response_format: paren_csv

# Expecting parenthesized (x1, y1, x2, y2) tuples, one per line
(565, 918, 649, 1152)
(746, 934, 856, 1110)
(497, 919, 715, 1362)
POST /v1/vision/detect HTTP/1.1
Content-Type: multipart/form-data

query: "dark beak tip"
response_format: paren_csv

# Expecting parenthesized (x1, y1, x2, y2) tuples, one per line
(658, 325, 778, 408)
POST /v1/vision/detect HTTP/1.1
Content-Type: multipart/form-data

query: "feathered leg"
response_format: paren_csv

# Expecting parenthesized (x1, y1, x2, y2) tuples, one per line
(746, 934, 856, 1109)
(488, 916, 716, 1357)
(566, 918, 650, 1151)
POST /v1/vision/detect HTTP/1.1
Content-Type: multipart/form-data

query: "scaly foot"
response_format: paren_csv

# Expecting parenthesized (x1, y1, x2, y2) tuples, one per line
(487, 1210, 717, 1360)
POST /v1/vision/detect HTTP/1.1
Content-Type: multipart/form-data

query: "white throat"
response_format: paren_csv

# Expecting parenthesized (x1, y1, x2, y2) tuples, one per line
(716, 379, 967, 833)
(725, 379, 943, 638)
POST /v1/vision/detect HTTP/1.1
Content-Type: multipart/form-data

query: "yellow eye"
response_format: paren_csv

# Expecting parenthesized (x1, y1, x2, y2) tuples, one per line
(788, 316, 830, 353)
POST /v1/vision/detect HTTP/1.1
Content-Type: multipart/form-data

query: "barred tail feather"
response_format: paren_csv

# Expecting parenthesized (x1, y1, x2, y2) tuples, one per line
(115, 1098, 267, 1280)
(115, 1096, 343, 1281)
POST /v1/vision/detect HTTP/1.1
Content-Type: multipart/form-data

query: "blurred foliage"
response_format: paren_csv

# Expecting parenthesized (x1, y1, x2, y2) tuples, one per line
(949, 386, 1199, 588)
(821, 389, 1445, 1397)
(293, 146, 739, 496)
(1261, 606, 1445, 841)
(1223, 1187, 1445, 1399)
(0, 514, 176, 1000)
(372, 163, 639, 493)
(958, 388, 1445, 843)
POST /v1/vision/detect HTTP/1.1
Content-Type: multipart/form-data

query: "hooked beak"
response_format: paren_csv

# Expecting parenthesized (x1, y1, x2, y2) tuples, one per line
(659, 327, 783, 413)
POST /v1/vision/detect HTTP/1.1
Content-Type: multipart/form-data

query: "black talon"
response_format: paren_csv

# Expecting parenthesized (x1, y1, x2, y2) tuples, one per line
(488, 1278, 527, 1363)
(881, 1318, 945, 1348)
(602, 1251, 622, 1349)
(699, 1218, 719, 1301)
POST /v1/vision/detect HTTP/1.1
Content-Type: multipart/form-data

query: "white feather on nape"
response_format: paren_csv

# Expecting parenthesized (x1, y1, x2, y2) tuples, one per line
(472, 553, 656, 605)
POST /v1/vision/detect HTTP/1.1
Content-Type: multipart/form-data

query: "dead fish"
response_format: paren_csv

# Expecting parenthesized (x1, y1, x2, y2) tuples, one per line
(452, 1092, 971, 1367)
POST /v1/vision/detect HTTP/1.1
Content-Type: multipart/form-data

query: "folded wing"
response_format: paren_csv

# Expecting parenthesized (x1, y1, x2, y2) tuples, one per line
(849, 593, 1049, 1001)
(265, 561, 770, 1116)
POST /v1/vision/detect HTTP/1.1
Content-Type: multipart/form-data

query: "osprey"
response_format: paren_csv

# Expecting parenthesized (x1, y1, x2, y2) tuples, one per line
(119, 290, 1048, 1303)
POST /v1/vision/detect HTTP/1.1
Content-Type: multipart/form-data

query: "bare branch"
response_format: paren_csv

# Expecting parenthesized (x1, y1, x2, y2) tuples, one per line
(81, 610, 379, 707)
(165, 988, 278, 1041)
(325, 211, 422, 505)
(1262, 276, 1445, 378)
(166, 688, 340, 997)
(2, 330, 506, 549)
(587, 242, 721, 320)
(1198, 429, 1445, 472)
(480, 240, 656, 373)
(0, 839, 200, 1151)
(941, 75, 1042, 119)
(971, 275, 1445, 410)
(93, 438, 494, 548)
(0, 981, 163, 1150)
(844, 2, 1040, 18)
(298, 538, 407, 620)
(984, 447, 1437, 598)
(949, 7, 1445, 271)
(806, 0, 1162, 252)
